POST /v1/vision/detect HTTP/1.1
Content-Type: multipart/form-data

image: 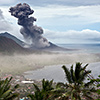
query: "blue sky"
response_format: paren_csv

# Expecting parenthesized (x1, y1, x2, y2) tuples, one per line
(0, 0, 100, 44)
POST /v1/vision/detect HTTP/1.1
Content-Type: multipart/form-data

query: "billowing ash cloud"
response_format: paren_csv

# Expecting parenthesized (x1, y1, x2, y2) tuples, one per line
(9, 3, 50, 48)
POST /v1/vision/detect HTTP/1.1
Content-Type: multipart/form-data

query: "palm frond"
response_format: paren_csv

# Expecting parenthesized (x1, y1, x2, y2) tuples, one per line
(82, 64, 89, 70)
(75, 62, 82, 81)
(6, 93, 19, 100)
(70, 65, 76, 83)
(33, 83, 40, 92)
(27, 94, 35, 100)
(56, 82, 66, 88)
(62, 65, 72, 83)
(80, 70, 91, 82)
(0, 77, 19, 100)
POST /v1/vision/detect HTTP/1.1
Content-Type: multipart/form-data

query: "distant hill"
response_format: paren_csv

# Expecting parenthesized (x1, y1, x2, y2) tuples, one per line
(0, 32, 25, 47)
(39, 42, 69, 51)
(0, 36, 29, 54)
(0, 32, 70, 52)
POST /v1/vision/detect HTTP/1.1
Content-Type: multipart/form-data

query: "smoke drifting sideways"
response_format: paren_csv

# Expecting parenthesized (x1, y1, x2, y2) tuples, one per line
(9, 3, 50, 48)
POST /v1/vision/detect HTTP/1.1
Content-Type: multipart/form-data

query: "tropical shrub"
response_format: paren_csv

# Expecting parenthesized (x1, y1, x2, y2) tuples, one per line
(0, 77, 19, 100)
(28, 79, 55, 100)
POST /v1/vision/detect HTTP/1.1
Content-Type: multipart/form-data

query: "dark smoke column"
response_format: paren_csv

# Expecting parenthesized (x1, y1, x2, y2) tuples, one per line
(9, 3, 50, 48)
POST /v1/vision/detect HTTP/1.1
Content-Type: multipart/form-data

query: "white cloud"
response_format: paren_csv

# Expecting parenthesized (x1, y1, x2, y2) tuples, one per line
(0, 0, 17, 5)
(44, 29, 100, 44)
(0, 8, 12, 32)
(32, 5, 100, 30)
(0, 7, 23, 40)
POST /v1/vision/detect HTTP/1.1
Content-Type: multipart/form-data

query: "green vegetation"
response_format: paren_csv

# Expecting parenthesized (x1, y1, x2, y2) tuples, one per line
(28, 79, 55, 100)
(0, 77, 19, 100)
(55, 62, 96, 100)
(0, 62, 100, 100)
(96, 75, 100, 99)
(89, 75, 100, 100)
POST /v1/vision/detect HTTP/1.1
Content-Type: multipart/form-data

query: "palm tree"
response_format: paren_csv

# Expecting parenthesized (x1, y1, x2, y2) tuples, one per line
(56, 62, 96, 100)
(0, 77, 19, 100)
(28, 79, 55, 100)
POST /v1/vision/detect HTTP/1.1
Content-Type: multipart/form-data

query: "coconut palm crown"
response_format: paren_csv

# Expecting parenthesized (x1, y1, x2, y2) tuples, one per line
(28, 79, 54, 100)
(62, 62, 91, 85)
(56, 62, 96, 100)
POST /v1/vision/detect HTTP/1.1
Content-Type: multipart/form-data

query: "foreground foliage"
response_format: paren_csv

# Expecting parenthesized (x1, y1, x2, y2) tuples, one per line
(0, 62, 99, 100)
(28, 79, 55, 100)
(28, 62, 97, 100)
(0, 77, 19, 100)
(54, 62, 96, 100)
(90, 75, 100, 100)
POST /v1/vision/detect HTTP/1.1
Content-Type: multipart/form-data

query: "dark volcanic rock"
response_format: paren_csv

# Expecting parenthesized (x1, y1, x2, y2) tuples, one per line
(0, 32, 25, 47)
(0, 36, 28, 54)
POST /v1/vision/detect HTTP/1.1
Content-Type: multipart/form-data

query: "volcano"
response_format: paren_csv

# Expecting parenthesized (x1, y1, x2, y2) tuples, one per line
(0, 32, 69, 53)
(0, 35, 30, 54)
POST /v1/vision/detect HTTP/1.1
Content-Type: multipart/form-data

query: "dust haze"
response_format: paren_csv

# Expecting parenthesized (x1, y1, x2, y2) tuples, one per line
(0, 53, 100, 75)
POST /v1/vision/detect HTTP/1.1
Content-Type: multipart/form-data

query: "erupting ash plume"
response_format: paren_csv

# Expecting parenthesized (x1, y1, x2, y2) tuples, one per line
(9, 3, 50, 48)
